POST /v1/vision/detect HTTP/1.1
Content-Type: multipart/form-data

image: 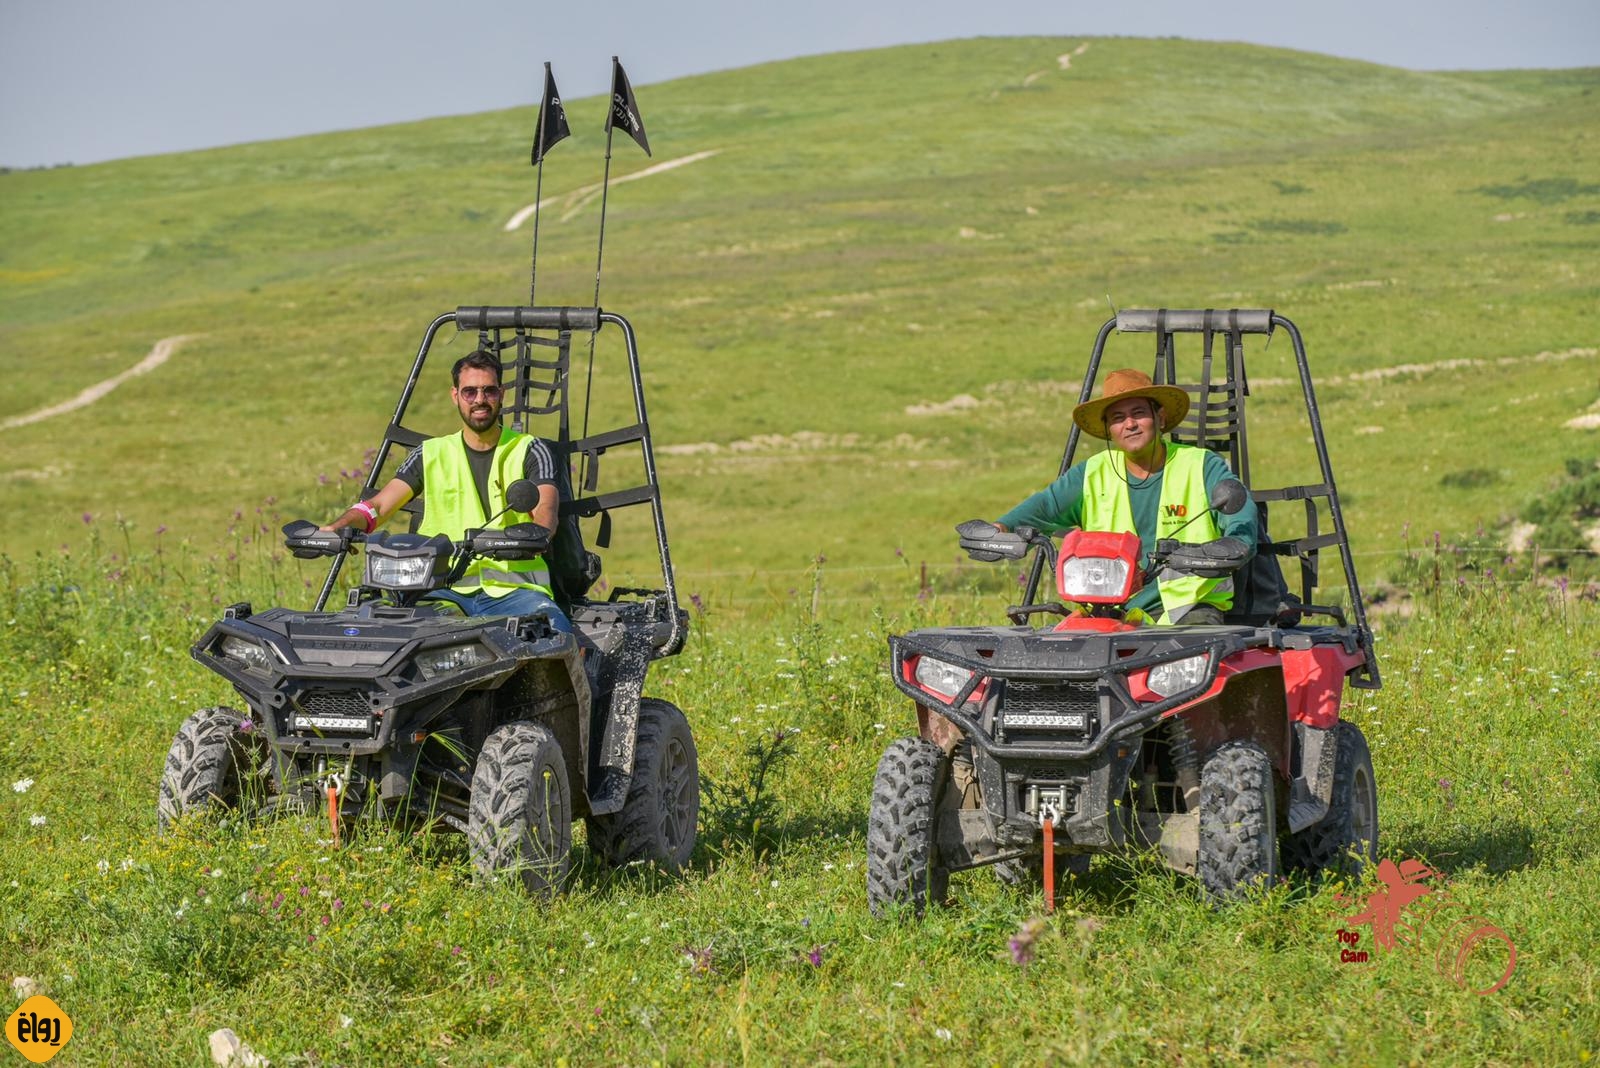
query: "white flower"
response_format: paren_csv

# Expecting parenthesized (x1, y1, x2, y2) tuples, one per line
(12, 778, 33, 793)
(119, 858, 135, 872)
(935, 1028, 952, 1041)
(97, 859, 110, 875)
(873, 723, 886, 731)
(29, 814, 46, 826)
(339, 1015, 353, 1029)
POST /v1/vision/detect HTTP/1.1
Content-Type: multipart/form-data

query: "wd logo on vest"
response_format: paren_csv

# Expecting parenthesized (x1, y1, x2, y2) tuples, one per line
(1162, 504, 1188, 518)
(6, 995, 73, 1063)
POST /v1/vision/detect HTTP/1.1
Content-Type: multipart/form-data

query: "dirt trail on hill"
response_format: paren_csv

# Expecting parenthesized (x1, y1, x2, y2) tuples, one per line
(1, 334, 197, 431)
(503, 150, 720, 232)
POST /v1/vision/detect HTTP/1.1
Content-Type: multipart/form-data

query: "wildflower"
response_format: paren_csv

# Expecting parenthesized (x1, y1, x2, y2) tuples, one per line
(1009, 916, 1048, 967)
(97, 859, 110, 875)
(451, 946, 463, 957)
(801, 945, 826, 968)
(321, 915, 331, 927)
(680, 944, 714, 975)
(935, 1028, 953, 1041)
(1438, 778, 1453, 791)
(379, 902, 392, 914)
(339, 1015, 353, 1029)
(30, 814, 46, 827)
(238, 719, 255, 734)
(119, 858, 135, 872)
(82, 512, 93, 525)
(155, 525, 168, 535)
(332, 898, 343, 910)
(11, 778, 32, 793)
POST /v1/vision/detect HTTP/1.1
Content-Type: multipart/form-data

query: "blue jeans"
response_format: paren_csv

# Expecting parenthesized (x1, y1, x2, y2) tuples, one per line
(423, 587, 572, 634)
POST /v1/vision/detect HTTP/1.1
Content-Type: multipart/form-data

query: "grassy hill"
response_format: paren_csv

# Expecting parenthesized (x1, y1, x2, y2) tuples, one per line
(2, 37, 1599, 1064)
(2, 36, 1597, 593)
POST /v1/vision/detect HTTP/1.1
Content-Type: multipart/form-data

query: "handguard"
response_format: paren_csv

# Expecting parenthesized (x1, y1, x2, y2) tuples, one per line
(468, 522, 552, 560)
(956, 518, 1030, 562)
(282, 520, 350, 559)
(1161, 536, 1250, 578)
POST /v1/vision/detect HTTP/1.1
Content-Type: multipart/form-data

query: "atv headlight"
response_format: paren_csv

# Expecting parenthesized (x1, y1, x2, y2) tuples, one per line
(219, 635, 271, 674)
(1059, 556, 1133, 600)
(1147, 654, 1210, 698)
(912, 655, 974, 700)
(365, 552, 437, 590)
(414, 643, 492, 680)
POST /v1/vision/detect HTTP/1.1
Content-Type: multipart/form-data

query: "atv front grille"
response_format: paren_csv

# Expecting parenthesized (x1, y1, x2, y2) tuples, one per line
(296, 688, 373, 718)
(998, 679, 1098, 739)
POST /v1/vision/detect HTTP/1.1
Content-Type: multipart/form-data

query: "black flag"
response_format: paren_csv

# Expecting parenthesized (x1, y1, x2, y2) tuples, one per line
(532, 62, 570, 165)
(605, 57, 651, 157)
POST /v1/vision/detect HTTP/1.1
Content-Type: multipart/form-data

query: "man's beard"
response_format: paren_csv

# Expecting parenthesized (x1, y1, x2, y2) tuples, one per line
(462, 403, 499, 432)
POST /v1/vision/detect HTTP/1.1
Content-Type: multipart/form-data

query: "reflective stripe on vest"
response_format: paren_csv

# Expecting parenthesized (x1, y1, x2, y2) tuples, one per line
(419, 431, 553, 598)
(1080, 443, 1232, 623)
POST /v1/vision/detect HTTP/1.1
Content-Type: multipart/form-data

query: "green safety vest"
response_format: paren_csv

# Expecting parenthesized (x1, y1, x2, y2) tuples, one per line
(419, 432, 552, 598)
(1081, 443, 1232, 623)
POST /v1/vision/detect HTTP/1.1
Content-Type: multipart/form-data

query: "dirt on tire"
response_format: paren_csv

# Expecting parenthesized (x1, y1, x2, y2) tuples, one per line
(1282, 722, 1378, 876)
(867, 737, 948, 917)
(586, 698, 699, 872)
(467, 721, 572, 896)
(1198, 740, 1278, 901)
(156, 706, 265, 831)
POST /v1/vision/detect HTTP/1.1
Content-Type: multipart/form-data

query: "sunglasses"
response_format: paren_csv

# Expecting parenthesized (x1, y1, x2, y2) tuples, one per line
(457, 385, 503, 402)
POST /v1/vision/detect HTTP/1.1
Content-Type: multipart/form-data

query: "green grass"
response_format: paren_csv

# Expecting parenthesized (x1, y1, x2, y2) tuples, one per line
(2, 35, 1600, 1064)
(0, 539, 1596, 1064)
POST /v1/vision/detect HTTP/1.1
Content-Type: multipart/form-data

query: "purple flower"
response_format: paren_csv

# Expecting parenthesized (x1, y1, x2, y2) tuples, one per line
(1438, 778, 1453, 791)
(1009, 916, 1048, 967)
(451, 946, 463, 957)
(237, 719, 255, 734)
(332, 898, 343, 910)
(155, 525, 168, 536)
(689, 592, 705, 617)
(680, 944, 714, 975)
(802, 945, 825, 968)
(272, 893, 284, 909)
(894, 547, 904, 558)
(320, 915, 331, 927)
(81, 512, 93, 525)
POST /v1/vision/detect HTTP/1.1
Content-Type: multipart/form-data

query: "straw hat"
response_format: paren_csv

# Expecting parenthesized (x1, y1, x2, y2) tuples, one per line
(1071, 368, 1190, 440)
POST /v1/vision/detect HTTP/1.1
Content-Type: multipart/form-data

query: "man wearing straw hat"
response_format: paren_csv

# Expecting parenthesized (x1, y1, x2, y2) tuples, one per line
(995, 368, 1258, 625)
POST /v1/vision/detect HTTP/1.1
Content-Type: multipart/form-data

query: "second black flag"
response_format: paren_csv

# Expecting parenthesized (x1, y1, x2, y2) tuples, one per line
(605, 57, 651, 157)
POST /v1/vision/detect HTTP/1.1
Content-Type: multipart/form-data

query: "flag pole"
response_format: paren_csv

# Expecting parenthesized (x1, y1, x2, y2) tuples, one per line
(529, 154, 545, 306)
(579, 119, 615, 487)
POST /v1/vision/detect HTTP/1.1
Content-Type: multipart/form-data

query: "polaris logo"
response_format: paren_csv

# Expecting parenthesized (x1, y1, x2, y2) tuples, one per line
(343, 628, 361, 636)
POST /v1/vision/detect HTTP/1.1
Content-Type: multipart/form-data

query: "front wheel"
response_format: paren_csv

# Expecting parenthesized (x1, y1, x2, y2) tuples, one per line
(586, 699, 700, 872)
(867, 737, 948, 918)
(156, 706, 269, 831)
(467, 722, 572, 896)
(1197, 740, 1279, 901)
(1282, 722, 1378, 877)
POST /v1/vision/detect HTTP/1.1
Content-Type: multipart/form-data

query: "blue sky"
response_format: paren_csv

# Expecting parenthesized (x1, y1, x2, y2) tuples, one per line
(2, 0, 1596, 167)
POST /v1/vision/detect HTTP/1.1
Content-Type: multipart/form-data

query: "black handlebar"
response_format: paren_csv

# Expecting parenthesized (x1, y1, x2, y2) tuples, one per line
(454, 306, 600, 331)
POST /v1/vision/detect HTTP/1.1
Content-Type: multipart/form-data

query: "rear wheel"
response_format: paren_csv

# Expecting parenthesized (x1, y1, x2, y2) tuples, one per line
(587, 699, 699, 872)
(1282, 722, 1378, 876)
(467, 722, 572, 896)
(867, 738, 948, 918)
(156, 707, 268, 831)
(1198, 741, 1279, 901)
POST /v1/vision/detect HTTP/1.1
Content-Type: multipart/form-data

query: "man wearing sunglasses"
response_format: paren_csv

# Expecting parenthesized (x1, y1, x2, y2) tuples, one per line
(322, 349, 571, 633)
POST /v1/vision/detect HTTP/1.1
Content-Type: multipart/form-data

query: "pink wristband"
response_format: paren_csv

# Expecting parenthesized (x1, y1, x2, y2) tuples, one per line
(351, 500, 378, 533)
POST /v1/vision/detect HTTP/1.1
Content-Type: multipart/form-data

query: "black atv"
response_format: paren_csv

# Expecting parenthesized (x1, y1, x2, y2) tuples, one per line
(868, 309, 1383, 912)
(158, 306, 696, 894)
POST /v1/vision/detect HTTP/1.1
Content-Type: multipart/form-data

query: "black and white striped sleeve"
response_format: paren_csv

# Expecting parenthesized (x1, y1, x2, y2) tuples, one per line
(523, 438, 559, 488)
(395, 446, 426, 494)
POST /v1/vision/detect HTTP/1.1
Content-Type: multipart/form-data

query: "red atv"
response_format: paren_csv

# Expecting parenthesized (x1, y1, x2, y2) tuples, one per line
(868, 309, 1382, 912)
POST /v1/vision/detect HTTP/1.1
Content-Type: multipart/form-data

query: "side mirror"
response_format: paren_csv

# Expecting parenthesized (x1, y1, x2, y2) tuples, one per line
(504, 479, 540, 514)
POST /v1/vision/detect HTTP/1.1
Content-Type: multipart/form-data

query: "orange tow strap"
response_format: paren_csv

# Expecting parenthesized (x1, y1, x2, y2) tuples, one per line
(1042, 818, 1056, 913)
(327, 784, 341, 847)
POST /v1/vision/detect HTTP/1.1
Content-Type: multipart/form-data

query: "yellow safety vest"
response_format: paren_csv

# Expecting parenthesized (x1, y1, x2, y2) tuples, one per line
(1080, 443, 1232, 623)
(419, 432, 552, 598)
